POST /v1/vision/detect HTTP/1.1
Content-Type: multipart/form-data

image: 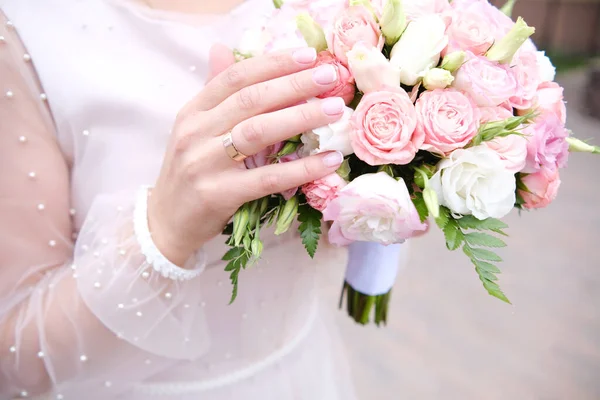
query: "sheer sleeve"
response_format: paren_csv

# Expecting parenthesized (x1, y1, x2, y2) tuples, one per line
(0, 14, 209, 399)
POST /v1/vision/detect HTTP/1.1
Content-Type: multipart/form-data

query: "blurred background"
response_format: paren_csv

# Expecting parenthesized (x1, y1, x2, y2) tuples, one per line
(321, 2, 600, 397)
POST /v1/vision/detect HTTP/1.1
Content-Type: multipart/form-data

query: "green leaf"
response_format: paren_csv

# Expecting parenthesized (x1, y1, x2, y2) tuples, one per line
(473, 259, 501, 274)
(477, 269, 499, 281)
(222, 246, 244, 261)
(412, 193, 429, 223)
(443, 220, 464, 251)
(435, 206, 450, 230)
(297, 204, 322, 258)
(482, 279, 511, 303)
(467, 247, 503, 262)
(464, 232, 506, 248)
(456, 215, 508, 231)
(227, 250, 250, 304)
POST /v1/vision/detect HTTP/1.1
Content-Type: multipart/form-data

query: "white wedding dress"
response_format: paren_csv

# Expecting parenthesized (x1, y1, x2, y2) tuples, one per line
(0, 0, 358, 398)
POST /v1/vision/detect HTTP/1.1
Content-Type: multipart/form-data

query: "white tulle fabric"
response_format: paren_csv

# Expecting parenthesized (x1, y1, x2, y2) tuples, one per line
(0, 1, 356, 399)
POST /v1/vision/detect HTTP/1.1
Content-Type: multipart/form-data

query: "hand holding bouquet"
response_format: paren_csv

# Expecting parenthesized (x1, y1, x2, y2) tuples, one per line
(222, 0, 599, 325)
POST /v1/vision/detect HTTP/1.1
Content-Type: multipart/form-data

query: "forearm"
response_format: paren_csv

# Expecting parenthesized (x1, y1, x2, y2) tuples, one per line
(0, 189, 208, 398)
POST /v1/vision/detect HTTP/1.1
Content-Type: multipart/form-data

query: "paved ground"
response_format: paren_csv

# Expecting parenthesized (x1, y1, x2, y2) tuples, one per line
(320, 69, 600, 400)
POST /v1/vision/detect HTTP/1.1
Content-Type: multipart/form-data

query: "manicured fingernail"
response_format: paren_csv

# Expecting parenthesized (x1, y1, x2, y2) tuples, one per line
(293, 47, 317, 64)
(322, 97, 345, 116)
(313, 64, 337, 85)
(323, 151, 344, 168)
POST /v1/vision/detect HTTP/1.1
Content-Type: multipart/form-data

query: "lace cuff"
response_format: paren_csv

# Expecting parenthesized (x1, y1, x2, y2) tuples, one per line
(134, 186, 205, 281)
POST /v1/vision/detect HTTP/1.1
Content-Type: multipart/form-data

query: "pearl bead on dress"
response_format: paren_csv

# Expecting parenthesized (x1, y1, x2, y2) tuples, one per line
(5, 90, 14, 98)
(0, 35, 5, 43)
(19, 136, 27, 143)
(28, 172, 36, 179)
(80, 354, 88, 362)
(40, 93, 47, 101)
(19, 391, 28, 398)
(23, 53, 31, 62)
(9, 345, 16, 353)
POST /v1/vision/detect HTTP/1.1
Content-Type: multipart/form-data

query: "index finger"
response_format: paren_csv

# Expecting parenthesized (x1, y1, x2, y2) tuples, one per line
(194, 47, 319, 111)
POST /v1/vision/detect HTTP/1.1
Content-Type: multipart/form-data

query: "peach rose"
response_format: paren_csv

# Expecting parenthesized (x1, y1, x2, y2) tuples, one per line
(509, 50, 542, 110)
(534, 81, 567, 124)
(323, 172, 427, 245)
(350, 87, 423, 166)
(478, 102, 513, 124)
(452, 53, 518, 107)
(302, 173, 347, 211)
(482, 134, 528, 173)
(518, 167, 561, 209)
(416, 89, 481, 155)
(327, 6, 383, 66)
(315, 51, 356, 104)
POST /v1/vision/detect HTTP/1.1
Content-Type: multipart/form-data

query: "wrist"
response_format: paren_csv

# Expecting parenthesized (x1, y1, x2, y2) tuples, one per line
(146, 192, 195, 267)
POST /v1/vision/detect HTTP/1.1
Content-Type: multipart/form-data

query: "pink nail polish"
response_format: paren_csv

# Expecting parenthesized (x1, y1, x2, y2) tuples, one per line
(323, 151, 344, 168)
(313, 65, 337, 85)
(292, 48, 317, 64)
(322, 97, 345, 116)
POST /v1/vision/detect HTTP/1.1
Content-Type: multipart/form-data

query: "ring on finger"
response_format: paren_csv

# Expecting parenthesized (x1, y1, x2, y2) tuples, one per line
(222, 131, 248, 162)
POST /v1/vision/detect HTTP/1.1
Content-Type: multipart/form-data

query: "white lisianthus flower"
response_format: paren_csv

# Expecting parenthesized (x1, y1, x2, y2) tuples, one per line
(301, 105, 354, 156)
(429, 146, 516, 219)
(347, 42, 401, 93)
(535, 50, 556, 82)
(389, 15, 449, 86)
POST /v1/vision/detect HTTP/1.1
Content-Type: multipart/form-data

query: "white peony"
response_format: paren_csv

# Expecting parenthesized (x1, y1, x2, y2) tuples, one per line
(536, 50, 556, 83)
(347, 42, 401, 93)
(389, 15, 449, 86)
(429, 146, 516, 219)
(301, 105, 354, 156)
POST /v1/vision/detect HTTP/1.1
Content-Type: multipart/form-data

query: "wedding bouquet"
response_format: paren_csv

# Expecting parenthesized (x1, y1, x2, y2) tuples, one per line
(222, 0, 600, 325)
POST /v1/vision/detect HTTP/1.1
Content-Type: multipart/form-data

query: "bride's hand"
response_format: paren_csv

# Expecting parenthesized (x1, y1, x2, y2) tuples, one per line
(149, 46, 346, 265)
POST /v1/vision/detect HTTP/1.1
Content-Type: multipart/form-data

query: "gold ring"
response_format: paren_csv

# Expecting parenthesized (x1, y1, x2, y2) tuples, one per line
(222, 131, 247, 162)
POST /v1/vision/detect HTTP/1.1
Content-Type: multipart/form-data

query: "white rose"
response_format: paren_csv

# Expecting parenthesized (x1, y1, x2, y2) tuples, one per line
(389, 15, 449, 86)
(301, 105, 354, 156)
(429, 146, 516, 219)
(422, 67, 454, 90)
(536, 50, 556, 82)
(347, 42, 401, 93)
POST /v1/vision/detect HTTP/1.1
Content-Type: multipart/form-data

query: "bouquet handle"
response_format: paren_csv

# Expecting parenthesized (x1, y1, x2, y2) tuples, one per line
(341, 241, 406, 326)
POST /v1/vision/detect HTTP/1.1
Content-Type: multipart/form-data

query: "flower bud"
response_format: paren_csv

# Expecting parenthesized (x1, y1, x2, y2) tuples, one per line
(440, 51, 466, 73)
(258, 196, 270, 217)
(380, 0, 406, 46)
(275, 196, 299, 235)
(566, 137, 600, 154)
(296, 13, 328, 52)
(251, 237, 264, 260)
(486, 17, 535, 64)
(423, 68, 454, 90)
(277, 141, 300, 158)
(233, 205, 250, 246)
(336, 158, 352, 181)
(273, 0, 284, 9)
(423, 186, 440, 219)
(500, 0, 517, 17)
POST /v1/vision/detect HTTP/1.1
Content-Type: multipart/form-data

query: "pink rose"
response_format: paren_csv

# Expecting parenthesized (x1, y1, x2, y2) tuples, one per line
(482, 134, 528, 173)
(452, 53, 518, 107)
(245, 142, 300, 200)
(402, 0, 451, 21)
(350, 87, 423, 166)
(522, 112, 569, 173)
(416, 89, 481, 155)
(327, 6, 383, 66)
(534, 81, 567, 124)
(449, 0, 514, 40)
(445, 8, 496, 55)
(302, 173, 347, 211)
(315, 51, 356, 104)
(286, 0, 348, 26)
(323, 172, 427, 245)
(518, 167, 561, 209)
(478, 102, 513, 124)
(509, 50, 542, 110)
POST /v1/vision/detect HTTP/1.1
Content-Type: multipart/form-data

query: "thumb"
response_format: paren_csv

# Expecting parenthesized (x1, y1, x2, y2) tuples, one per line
(206, 43, 236, 83)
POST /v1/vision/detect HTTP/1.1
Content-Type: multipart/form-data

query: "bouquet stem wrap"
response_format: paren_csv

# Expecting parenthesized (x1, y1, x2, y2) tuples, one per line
(341, 241, 405, 325)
